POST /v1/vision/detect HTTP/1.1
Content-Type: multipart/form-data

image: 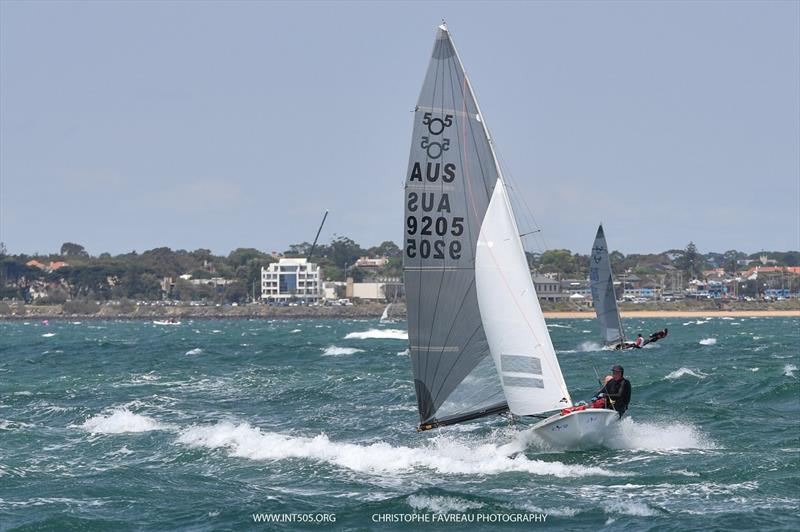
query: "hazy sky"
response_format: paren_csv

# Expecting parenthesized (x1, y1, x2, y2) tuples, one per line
(1, 0, 798, 257)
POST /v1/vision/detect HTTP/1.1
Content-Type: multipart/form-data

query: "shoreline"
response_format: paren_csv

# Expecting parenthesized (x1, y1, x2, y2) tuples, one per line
(0, 302, 798, 321)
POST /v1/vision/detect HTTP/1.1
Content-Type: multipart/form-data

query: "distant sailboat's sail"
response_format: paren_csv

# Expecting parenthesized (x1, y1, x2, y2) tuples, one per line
(589, 225, 624, 345)
(404, 25, 507, 427)
(379, 303, 391, 323)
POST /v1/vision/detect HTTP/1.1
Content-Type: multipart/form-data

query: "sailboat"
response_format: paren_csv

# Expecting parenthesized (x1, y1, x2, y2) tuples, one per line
(589, 225, 634, 350)
(379, 303, 393, 323)
(403, 24, 617, 448)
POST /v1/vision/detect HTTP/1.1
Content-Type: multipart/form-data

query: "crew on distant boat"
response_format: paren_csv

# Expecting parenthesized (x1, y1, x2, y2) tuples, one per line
(598, 365, 631, 417)
(646, 328, 668, 344)
(634, 334, 644, 348)
(613, 340, 637, 350)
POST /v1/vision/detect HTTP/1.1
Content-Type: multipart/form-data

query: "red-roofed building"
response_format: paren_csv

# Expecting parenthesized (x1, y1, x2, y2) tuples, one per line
(741, 265, 800, 279)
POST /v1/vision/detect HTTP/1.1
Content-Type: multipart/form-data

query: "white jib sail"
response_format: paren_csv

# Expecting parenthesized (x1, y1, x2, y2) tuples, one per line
(475, 182, 573, 415)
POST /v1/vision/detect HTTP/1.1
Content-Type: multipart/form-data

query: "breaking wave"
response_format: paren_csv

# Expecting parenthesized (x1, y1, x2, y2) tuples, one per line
(344, 329, 408, 340)
(321, 346, 364, 356)
(185, 348, 203, 355)
(699, 338, 717, 346)
(665, 367, 708, 380)
(784, 364, 797, 378)
(176, 422, 614, 478)
(80, 409, 170, 434)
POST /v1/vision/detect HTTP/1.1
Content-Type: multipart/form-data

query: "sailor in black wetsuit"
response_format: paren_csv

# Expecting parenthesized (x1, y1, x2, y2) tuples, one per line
(599, 364, 631, 417)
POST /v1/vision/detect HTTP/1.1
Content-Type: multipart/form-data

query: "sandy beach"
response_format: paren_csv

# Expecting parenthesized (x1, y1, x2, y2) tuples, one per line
(543, 310, 800, 319)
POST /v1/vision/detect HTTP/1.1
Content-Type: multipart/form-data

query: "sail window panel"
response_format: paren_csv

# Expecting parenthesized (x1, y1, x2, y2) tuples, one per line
(502, 376, 545, 389)
(500, 354, 542, 375)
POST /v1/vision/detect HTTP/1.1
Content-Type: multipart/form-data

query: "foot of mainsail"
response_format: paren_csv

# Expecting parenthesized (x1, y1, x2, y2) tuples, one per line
(416, 402, 509, 432)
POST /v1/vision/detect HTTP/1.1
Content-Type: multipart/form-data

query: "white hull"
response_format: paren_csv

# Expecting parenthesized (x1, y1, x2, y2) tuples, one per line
(531, 408, 618, 449)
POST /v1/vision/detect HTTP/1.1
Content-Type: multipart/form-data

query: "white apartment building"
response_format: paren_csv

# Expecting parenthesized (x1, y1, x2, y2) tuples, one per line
(261, 258, 322, 302)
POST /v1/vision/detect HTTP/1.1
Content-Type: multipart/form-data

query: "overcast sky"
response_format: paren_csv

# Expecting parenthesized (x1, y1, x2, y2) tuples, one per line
(1, 0, 798, 257)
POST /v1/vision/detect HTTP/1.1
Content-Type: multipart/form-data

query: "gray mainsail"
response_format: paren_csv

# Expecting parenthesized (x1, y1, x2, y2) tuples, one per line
(403, 25, 507, 429)
(589, 225, 625, 346)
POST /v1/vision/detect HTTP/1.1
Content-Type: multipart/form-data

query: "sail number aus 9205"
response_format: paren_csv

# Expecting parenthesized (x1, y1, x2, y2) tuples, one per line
(406, 215, 463, 260)
(406, 239, 462, 260)
(406, 216, 463, 237)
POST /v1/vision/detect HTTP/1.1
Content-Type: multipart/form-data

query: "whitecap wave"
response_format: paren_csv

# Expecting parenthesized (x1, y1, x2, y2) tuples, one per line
(321, 346, 364, 356)
(176, 422, 614, 477)
(605, 500, 660, 516)
(80, 409, 169, 434)
(785, 364, 797, 378)
(665, 367, 708, 380)
(407, 494, 484, 513)
(290, 329, 302, 333)
(607, 417, 716, 451)
(396, 349, 410, 356)
(699, 338, 717, 346)
(185, 348, 203, 355)
(547, 324, 571, 329)
(41, 333, 56, 338)
(344, 329, 408, 340)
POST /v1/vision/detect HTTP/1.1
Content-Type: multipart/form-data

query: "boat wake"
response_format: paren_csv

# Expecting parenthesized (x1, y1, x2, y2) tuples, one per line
(176, 421, 614, 478)
(604, 417, 716, 451)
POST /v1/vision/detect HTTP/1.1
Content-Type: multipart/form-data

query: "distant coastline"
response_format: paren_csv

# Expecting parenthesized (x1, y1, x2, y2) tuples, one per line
(1, 301, 797, 321)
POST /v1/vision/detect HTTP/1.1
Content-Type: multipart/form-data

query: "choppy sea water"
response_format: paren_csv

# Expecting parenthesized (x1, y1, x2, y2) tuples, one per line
(1, 316, 798, 531)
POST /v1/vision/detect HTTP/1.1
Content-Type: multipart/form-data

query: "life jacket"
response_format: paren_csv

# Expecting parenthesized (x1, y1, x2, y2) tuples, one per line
(590, 398, 606, 409)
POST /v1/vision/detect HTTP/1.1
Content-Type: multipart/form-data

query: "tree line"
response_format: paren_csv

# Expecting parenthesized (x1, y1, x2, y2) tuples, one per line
(0, 240, 797, 303)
